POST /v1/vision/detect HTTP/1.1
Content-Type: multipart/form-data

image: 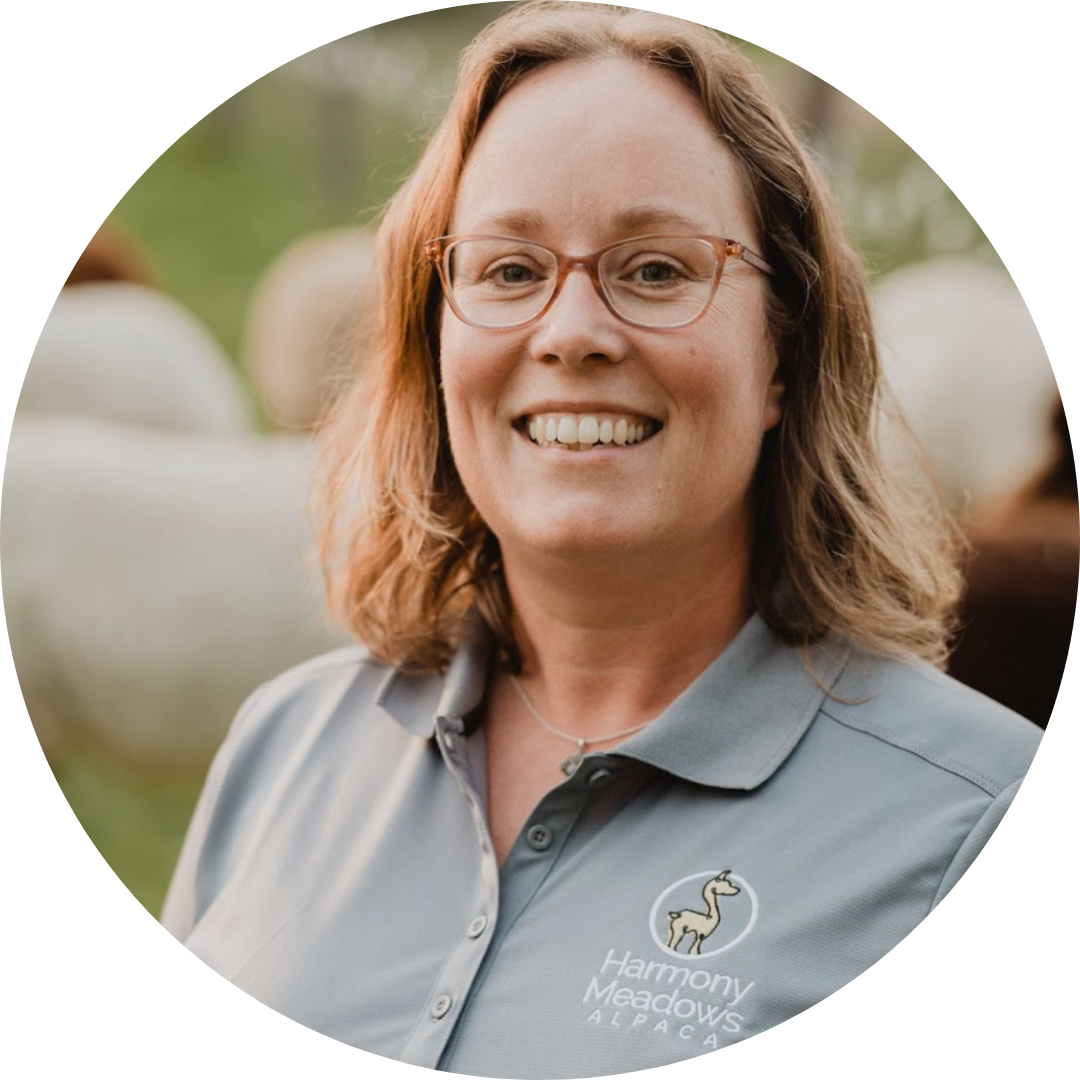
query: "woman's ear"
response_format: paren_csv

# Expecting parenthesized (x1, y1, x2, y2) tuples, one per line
(762, 376, 785, 433)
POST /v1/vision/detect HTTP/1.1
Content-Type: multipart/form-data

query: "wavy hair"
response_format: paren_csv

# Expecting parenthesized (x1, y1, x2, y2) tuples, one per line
(315, 1, 963, 672)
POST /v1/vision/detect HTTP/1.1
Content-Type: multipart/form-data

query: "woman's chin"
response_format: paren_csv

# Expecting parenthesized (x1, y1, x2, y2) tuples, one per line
(496, 503, 663, 567)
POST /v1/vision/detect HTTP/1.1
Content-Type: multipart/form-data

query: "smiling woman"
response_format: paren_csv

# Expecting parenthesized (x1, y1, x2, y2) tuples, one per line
(160, 4, 1042, 1077)
(439, 57, 781, 606)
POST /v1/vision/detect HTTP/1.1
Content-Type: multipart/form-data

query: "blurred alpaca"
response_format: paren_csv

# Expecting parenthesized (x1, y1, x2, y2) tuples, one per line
(242, 229, 374, 431)
(947, 401, 1078, 727)
(873, 259, 1073, 725)
(65, 222, 154, 288)
(2, 415, 347, 776)
(874, 258, 1058, 508)
(21, 281, 253, 435)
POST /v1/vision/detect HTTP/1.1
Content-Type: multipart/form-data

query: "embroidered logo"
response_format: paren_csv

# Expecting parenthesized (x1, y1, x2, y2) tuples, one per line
(649, 869, 757, 958)
(580, 871, 760, 1047)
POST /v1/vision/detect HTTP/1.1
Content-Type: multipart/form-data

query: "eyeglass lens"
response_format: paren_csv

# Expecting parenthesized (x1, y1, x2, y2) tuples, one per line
(444, 237, 720, 328)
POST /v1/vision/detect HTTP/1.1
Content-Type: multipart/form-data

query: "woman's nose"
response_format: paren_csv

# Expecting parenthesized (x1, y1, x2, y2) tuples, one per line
(528, 267, 629, 369)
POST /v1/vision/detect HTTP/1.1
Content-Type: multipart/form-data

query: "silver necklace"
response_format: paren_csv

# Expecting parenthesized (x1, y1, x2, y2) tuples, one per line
(507, 674, 652, 776)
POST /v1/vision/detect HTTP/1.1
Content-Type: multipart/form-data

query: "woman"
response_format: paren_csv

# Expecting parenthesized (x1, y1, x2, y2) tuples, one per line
(162, 4, 1042, 1076)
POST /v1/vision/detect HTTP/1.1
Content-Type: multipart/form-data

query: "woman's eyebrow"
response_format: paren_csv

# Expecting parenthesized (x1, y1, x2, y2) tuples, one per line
(470, 207, 548, 236)
(610, 204, 714, 234)
(466, 205, 714, 239)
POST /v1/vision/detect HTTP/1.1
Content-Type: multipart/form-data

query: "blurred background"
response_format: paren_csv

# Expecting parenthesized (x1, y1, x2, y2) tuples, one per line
(2, 2, 1074, 918)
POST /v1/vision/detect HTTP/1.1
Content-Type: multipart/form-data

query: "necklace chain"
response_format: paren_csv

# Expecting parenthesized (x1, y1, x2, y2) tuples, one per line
(507, 674, 651, 776)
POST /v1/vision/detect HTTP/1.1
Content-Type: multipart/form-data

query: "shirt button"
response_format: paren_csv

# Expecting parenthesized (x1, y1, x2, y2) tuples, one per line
(526, 824, 553, 851)
(588, 767, 613, 788)
(432, 993, 453, 1019)
(467, 914, 488, 938)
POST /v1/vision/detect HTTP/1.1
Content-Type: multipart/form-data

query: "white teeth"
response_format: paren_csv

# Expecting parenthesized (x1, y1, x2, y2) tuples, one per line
(523, 412, 658, 450)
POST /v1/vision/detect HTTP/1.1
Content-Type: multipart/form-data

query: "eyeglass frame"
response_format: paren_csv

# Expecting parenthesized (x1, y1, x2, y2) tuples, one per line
(423, 233, 774, 331)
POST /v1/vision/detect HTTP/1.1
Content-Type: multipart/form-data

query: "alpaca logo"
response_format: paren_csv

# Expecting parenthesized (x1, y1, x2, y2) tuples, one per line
(649, 870, 757, 959)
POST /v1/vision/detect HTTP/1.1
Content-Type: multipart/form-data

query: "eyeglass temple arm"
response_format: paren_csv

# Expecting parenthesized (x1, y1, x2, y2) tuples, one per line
(728, 241, 773, 276)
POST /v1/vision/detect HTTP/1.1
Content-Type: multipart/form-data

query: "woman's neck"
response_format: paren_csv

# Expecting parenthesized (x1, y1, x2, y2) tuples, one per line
(498, 537, 754, 740)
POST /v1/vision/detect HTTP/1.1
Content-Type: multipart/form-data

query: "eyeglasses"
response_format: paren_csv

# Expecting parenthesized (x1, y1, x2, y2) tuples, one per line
(424, 234, 773, 331)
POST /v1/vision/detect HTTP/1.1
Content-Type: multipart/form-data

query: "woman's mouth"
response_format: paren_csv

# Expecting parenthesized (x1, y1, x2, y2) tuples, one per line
(518, 412, 662, 450)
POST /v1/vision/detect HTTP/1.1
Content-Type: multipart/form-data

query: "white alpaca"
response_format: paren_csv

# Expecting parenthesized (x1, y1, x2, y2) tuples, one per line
(666, 871, 741, 955)
(21, 282, 253, 434)
(242, 229, 374, 431)
(873, 259, 1058, 510)
(2, 414, 348, 776)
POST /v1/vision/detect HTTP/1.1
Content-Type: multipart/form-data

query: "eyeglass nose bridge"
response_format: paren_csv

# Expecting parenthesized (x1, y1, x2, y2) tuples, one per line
(546, 251, 615, 322)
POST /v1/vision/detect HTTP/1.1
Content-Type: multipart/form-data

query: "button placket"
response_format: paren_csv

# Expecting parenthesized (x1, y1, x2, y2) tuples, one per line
(587, 766, 614, 788)
(526, 823, 553, 851)
(436, 777, 597, 1072)
(438, 716, 465, 757)
(399, 714, 499, 1070)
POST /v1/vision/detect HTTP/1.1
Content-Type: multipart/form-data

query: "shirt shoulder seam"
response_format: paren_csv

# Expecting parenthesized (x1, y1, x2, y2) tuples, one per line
(256, 645, 380, 694)
(225, 647, 382, 743)
(817, 702, 1005, 797)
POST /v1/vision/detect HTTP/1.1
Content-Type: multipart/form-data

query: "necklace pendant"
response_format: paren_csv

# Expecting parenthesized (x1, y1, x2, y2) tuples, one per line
(560, 739, 587, 777)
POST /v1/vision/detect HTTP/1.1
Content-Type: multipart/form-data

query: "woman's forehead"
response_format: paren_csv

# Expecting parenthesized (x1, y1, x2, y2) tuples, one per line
(450, 56, 757, 244)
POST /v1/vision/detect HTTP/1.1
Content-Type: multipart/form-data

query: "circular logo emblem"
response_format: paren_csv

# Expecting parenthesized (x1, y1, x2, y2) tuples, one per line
(648, 869, 758, 959)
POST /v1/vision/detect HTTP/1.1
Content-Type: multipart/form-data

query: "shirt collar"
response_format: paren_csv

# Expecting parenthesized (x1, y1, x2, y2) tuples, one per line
(610, 614, 850, 790)
(375, 613, 493, 738)
(376, 612, 849, 790)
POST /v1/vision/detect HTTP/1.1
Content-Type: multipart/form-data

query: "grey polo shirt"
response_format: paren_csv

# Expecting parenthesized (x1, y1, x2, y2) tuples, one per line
(162, 614, 1040, 1078)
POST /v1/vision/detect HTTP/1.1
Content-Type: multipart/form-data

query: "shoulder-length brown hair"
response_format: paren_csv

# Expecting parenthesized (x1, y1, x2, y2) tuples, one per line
(315, 0, 962, 672)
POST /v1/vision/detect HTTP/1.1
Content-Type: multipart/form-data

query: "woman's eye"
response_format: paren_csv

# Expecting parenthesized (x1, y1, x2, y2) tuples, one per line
(495, 263, 533, 284)
(623, 257, 688, 287)
(637, 261, 677, 283)
(483, 259, 541, 287)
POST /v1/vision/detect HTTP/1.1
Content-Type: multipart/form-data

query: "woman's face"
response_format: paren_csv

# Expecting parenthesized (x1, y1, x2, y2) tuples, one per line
(440, 57, 783, 575)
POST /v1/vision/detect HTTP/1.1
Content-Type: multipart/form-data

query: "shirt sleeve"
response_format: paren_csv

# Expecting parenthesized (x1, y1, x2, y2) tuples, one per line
(930, 777, 1024, 909)
(159, 685, 268, 937)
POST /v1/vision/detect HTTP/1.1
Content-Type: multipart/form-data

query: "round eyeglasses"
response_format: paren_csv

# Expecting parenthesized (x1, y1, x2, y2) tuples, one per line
(424, 234, 773, 331)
